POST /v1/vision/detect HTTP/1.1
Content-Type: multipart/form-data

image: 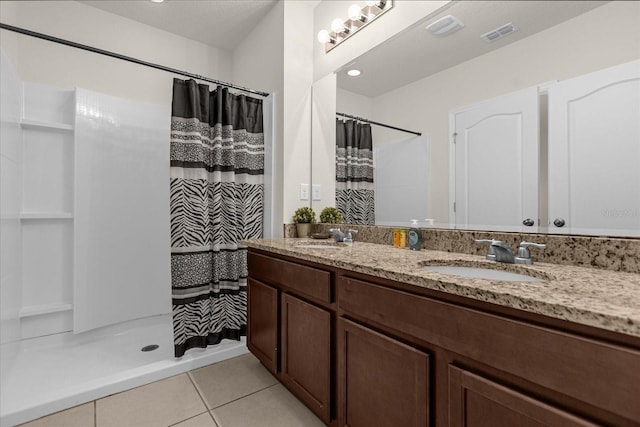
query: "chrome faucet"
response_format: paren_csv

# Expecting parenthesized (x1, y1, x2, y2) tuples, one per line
(329, 228, 345, 242)
(491, 241, 516, 263)
(475, 239, 546, 265)
(515, 241, 547, 265)
(329, 228, 358, 243)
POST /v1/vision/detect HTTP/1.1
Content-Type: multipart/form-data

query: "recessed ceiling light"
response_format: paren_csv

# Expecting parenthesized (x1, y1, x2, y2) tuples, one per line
(347, 69, 361, 77)
(150, 0, 165, 3)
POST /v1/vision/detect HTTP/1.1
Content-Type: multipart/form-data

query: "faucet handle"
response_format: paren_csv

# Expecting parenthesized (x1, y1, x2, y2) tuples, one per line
(516, 241, 546, 264)
(475, 239, 498, 261)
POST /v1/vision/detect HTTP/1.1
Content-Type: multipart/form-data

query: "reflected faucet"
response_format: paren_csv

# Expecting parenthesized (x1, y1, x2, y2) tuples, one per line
(329, 228, 358, 243)
(329, 228, 345, 242)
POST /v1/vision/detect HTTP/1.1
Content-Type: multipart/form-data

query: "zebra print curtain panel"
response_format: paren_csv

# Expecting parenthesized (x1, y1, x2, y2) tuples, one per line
(336, 119, 375, 225)
(170, 79, 264, 357)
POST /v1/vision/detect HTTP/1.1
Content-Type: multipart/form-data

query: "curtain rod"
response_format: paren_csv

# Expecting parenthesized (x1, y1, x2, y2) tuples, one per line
(0, 23, 270, 97)
(336, 112, 422, 136)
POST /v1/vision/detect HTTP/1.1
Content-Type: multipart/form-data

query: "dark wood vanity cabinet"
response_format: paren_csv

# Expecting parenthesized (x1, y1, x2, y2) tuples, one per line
(338, 318, 430, 427)
(448, 366, 598, 427)
(247, 278, 278, 374)
(247, 251, 333, 424)
(248, 249, 640, 427)
(281, 292, 331, 423)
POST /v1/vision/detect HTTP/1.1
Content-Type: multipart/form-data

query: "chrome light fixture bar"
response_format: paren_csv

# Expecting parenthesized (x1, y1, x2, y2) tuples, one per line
(318, 0, 394, 53)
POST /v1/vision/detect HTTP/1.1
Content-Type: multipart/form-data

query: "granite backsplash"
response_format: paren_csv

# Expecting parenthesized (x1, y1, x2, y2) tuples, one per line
(282, 223, 640, 274)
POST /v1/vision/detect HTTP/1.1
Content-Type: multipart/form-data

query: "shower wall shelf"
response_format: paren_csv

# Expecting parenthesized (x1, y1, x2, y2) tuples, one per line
(19, 212, 73, 220)
(19, 303, 73, 318)
(20, 119, 74, 131)
(18, 83, 76, 340)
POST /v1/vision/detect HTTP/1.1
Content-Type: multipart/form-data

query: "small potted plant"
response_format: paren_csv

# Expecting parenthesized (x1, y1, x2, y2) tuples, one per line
(292, 206, 316, 237)
(319, 206, 343, 224)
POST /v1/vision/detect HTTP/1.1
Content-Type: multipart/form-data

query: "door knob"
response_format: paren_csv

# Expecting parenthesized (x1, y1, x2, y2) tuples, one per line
(553, 218, 565, 227)
(522, 218, 535, 227)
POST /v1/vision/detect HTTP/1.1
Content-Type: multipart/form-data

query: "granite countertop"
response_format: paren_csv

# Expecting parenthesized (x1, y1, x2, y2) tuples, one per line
(245, 238, 640, 338)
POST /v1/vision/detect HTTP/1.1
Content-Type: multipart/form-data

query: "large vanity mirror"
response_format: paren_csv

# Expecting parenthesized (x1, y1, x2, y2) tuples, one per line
(312, 0, 640, 237)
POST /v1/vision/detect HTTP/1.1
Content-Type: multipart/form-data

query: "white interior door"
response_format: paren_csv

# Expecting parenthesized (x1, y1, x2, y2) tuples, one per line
(450, 87, 539, 232)
(548, 60, 640, 237)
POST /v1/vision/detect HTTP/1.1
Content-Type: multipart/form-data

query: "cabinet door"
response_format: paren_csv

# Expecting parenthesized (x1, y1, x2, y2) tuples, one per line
(281, 293, 331, 424)
(338, 318, 429, 427)
(448, 366, 598, 427)
(247, 278, 278, 374)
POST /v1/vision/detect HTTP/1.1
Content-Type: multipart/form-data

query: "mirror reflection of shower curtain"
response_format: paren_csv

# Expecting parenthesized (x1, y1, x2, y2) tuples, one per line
(170, 79, 264, 358)
(336, 119, 375, 225)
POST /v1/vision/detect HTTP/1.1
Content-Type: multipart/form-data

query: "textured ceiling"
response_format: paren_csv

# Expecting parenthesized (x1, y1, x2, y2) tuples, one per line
(80, 0, 279, 51)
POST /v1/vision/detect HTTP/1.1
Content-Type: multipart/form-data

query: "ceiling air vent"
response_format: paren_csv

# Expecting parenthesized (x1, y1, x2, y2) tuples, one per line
(481, 22, 517, 42)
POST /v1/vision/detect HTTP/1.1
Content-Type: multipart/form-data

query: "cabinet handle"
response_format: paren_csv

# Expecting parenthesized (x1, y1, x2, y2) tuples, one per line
(522, 218, 535, 227)
(553, 218, 565, 227)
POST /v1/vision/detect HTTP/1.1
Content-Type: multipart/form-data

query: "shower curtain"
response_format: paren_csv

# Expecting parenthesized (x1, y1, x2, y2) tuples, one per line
(336, 119, 375, 225)
(170, 79, 264, 357)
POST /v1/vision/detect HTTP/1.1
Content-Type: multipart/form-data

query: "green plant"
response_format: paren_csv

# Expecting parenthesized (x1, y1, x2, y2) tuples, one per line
(292, 206, 316, 224)
(319, 207, 343, 224)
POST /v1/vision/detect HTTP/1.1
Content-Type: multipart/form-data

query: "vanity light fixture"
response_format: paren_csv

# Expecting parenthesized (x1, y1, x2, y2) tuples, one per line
(317, 0, 393, 53)
(347, 69, 361, 77)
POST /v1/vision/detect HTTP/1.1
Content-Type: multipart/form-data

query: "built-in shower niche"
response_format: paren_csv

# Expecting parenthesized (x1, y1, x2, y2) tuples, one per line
(19, 83, 75, 339)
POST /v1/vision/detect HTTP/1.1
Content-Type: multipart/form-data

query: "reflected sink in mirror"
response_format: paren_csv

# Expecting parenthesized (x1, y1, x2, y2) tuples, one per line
(421, 260, 551, 282)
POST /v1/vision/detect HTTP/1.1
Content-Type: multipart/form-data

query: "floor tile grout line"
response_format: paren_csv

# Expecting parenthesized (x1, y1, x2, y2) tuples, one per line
(167, 409, 216, 427)
(186, 370, 211, 414)
(209, 382, 280, 411)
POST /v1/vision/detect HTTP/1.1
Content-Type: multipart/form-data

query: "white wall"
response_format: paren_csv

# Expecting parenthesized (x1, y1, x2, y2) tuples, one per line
(233, 1, 284, 235)
(332, 1, 640, 224)
(311, 73, 337, 212)
(0, 51, 23, 358)
(336, 88, 373, 119)
(0, 0, 232, 106)
(283, 1, 316, 223)
(233, 1, 317, 229)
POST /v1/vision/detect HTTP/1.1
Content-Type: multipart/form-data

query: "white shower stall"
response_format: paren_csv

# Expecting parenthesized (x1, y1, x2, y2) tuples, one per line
(0, 49, 271, 426)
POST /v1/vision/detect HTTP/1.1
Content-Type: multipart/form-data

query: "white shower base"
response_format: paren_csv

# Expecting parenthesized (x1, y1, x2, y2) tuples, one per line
(0, 314, 248, 427)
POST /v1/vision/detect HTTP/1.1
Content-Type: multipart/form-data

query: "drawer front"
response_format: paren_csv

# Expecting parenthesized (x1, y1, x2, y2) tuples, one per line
(249, 252, 331, 303)
(338, 276, 640, 423)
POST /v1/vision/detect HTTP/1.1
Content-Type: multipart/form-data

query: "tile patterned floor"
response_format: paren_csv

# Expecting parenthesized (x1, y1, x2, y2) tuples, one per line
(18, 354, 325, 427)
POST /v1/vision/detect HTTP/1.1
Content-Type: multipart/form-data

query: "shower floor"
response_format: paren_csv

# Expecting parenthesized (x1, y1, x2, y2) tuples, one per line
(0, 314, 248, 427)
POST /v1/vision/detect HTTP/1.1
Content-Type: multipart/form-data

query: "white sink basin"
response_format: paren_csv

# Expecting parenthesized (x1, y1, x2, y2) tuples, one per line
(425, 265, 544, 282)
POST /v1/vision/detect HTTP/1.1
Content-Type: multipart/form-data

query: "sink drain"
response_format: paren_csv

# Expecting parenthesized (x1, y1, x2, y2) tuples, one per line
(141, 344, 159, 352)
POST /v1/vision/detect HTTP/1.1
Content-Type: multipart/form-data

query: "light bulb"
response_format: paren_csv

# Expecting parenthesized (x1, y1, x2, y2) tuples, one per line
(331, 18, 345, 33)
(365, 1, 377, 6)
(348, 4, 362, 20)
(317, 30, 331, 44)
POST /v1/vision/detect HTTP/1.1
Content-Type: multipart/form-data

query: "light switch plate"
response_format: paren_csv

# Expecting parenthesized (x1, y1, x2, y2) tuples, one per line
(299, 183, 309, 200)
(312, 184, 321, 201)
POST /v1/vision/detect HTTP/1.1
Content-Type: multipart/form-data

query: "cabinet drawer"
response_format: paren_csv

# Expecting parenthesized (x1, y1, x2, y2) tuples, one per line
(449, 366, 598, 427)
(249, 252, 331, 303)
